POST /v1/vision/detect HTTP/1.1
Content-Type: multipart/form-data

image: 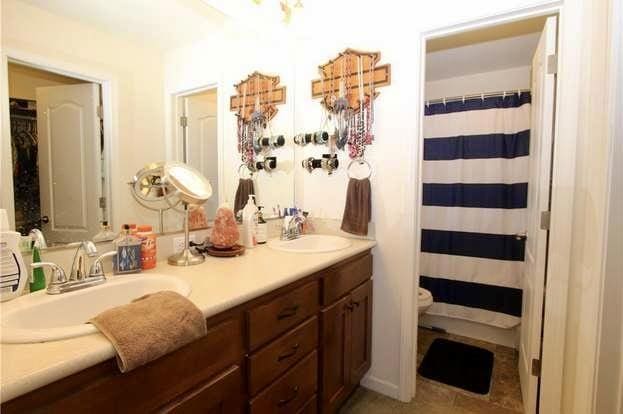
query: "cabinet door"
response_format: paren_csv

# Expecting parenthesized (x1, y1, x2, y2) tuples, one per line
(160, 365, 243, 414)
(349, 280, 373, 385)
(320, 295, 352, 414)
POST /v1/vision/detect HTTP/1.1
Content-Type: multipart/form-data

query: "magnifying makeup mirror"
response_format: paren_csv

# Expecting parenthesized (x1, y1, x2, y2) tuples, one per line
(130, 162, 212, 266)
(162, 162, 212, 266)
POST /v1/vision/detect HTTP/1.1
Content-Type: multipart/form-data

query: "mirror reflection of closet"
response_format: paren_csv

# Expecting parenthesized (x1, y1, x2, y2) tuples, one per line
(7, 62, 109, 246)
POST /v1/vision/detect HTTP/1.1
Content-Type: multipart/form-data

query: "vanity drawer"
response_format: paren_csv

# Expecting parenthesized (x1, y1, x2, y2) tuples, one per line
(159, 365, 243, 414)
(322, 253, 372, 305)
(249, 351, 318, 414)
(248, 316, 318, 395)
(247, 281, 319, 350)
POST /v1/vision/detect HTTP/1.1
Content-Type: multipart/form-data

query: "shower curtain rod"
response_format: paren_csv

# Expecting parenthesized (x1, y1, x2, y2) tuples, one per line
(426, 88, 531, 105)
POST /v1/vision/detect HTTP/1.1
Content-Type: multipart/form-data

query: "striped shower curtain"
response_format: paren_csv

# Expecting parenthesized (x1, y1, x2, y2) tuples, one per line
(419, 93, 531, 329)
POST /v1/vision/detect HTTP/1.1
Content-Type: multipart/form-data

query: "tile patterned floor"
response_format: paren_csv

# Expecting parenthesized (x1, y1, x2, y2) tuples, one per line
(340, 328, 524, 414)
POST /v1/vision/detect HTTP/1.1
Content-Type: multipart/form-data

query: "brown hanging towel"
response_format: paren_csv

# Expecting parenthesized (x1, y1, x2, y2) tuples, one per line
(341, 177, 371, 236)
(234, 178, 255, 215)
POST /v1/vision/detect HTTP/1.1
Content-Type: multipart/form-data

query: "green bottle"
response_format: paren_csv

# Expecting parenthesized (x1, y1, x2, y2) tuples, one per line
(29, 243, 46, 292)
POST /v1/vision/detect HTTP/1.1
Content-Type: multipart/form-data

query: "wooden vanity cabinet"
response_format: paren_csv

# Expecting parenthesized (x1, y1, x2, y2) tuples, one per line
(320, 270, 373, 414)
(2, 250, 373, 414)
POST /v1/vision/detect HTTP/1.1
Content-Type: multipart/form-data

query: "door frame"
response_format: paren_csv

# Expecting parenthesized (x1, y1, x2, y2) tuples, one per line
(170, 83, 224, 210)
(0, 49, 115, 233)
(407, 2, 576, 411)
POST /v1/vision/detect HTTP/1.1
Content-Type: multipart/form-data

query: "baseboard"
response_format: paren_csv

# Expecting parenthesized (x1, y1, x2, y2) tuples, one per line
(360, 374, 400, 400)
(420, 314, 519, 349)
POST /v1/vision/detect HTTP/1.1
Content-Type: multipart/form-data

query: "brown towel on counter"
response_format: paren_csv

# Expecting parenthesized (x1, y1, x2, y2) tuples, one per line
(341, 178, 371, 236)
(234, 178, 255, 215)
(89, 291, 207, 373)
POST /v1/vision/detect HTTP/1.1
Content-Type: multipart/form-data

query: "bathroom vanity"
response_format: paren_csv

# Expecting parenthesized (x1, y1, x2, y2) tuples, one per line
(1, 244, 374, 414)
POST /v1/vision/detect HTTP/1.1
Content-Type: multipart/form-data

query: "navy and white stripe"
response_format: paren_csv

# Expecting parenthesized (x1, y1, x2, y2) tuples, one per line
(420, 93, 530, 329)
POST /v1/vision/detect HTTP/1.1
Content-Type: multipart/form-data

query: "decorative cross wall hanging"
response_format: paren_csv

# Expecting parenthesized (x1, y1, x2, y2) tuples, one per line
(230, 71, 286, 123)
(311, 48, 391, 113)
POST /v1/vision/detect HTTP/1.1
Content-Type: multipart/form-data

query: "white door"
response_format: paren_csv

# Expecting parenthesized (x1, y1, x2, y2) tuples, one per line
(519, 15, 558, 414)
(182, 90, 218, 218)
(36, 83, 102, 244)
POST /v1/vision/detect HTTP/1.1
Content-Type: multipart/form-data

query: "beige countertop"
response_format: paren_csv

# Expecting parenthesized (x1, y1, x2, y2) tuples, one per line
(0, 238, 376, 403)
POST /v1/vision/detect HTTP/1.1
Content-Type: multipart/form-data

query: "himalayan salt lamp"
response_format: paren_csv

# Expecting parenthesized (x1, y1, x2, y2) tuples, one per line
(210, 204, 240, 249)
(188, 205, 208, 230)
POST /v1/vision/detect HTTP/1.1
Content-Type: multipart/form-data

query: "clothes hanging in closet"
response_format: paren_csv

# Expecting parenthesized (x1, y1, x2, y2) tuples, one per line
(10, 98, 42, 235)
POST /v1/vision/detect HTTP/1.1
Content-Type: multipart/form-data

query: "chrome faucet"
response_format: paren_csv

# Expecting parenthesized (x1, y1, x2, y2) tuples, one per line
(280, 214, 305, 241)
(69, 241, 98, 281)
(28, 229, 48, 249)
(31, 247, 116, 295)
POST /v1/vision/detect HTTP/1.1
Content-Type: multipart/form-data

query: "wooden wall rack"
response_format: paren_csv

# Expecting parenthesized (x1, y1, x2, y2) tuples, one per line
(230, 71, 286, 123)
(311, 48, 391, 112)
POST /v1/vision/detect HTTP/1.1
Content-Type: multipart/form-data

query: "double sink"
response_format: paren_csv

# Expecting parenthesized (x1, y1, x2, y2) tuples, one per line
(1, 235, 352, 344)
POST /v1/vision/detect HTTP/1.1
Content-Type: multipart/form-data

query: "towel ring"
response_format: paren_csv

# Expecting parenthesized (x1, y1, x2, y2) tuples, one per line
(238, 163, 255, 179)
(347, 159, 372, 179)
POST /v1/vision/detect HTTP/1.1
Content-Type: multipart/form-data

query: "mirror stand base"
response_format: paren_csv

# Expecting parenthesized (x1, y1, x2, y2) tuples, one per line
(168, 248, 205, 266)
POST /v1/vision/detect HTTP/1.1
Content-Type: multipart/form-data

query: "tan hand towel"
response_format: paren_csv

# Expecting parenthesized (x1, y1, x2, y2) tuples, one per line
(234, 178, 255, 215)
(90, 291, 207, 373)
(341, 178, 372, 236)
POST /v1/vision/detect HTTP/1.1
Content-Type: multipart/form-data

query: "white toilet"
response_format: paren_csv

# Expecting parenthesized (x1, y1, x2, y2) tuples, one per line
(418, 288, 433, 315)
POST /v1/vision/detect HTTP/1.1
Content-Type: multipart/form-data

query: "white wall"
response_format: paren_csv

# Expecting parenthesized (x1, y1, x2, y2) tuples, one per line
(1, 0, 167, 233)
(164, 0, 562, 401)
(593, 0, 622, 411)
(549, 0, 621, 412)
(425, 66, 531, 100)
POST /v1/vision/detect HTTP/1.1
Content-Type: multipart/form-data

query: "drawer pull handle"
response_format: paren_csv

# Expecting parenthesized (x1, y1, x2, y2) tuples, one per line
(352, 300, 360, 308)
(277, 344, 300, 361)
(277, 305, 300, 320)
(345, 303, 354, 311)
(277, 386, 299, 407)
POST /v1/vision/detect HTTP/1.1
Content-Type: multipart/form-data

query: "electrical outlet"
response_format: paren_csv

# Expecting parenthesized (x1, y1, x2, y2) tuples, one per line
(173, 237, 185, 253)
(172, 234, 198, 253)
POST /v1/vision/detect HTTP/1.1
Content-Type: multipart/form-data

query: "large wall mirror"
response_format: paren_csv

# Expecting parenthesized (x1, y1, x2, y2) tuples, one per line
(2, 0, 298, 252)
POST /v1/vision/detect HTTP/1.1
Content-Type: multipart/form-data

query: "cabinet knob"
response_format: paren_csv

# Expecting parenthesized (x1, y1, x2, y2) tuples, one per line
(277, 385, 299, 407)
(277, 343, 300, 362)
(277, 305, 299, 320)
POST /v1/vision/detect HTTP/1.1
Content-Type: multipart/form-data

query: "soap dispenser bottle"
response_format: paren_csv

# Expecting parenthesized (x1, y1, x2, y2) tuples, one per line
(242, 195, 258, 248)
(256, 206, 268, 244)
(112, 224, 142, 274)
(0, 209, 28, 301)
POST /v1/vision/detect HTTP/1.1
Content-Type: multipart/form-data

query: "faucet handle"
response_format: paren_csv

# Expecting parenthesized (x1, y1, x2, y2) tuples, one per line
(30, 262, 67, 285)
(89, 251, 117, 278)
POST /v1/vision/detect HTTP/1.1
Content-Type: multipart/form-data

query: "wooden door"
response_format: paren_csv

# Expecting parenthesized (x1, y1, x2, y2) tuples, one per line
(35, 83, 102, 243)
(320, 295, 351, 413)
(518, 15, 558, 414)
(160, 365, 243, 414)
(183, 89, 218, 218)
(349, 280, 372, 385)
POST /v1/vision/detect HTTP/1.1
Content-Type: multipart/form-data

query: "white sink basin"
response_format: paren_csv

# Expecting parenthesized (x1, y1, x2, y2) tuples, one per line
(1, 274, 191, 344)
(268, 235, 352, 253)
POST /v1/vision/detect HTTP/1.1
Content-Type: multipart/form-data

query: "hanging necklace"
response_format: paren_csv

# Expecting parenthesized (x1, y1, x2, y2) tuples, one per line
(365, 56, 375, 145)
